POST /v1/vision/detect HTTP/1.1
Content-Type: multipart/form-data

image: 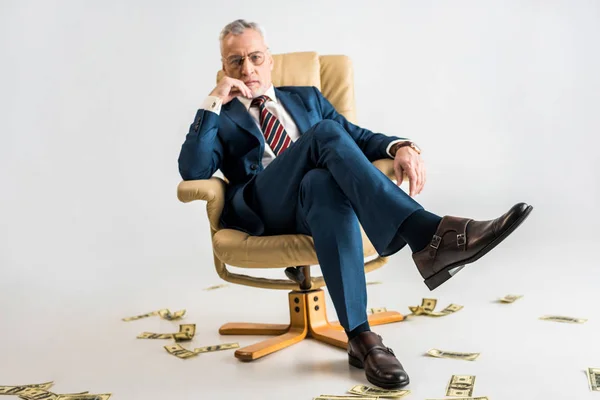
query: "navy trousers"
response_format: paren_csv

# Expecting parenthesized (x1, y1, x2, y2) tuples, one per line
(247, 120, 423, 331)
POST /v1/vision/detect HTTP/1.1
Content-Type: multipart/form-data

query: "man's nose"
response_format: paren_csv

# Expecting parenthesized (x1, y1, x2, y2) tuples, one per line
(240, 57, 253, 75)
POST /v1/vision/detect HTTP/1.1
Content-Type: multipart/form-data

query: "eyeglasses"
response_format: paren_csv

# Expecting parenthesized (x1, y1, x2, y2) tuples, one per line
(225, 50, 268, 69)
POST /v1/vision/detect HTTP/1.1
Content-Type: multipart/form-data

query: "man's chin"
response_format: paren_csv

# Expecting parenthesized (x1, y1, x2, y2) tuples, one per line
(250, 86, 268, 98)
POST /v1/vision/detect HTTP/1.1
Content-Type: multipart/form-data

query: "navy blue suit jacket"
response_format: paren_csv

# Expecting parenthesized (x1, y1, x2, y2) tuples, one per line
(178, 86, 407, 235)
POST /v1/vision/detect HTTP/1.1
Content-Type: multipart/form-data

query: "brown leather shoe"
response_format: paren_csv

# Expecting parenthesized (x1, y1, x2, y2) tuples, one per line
(348, 331, 409, 389)
(413, 202, 533, 290)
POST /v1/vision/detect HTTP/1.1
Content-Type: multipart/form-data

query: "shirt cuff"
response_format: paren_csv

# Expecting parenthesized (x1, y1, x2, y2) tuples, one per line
(386, 139, 410, 158)
(200, 96, 223, 115)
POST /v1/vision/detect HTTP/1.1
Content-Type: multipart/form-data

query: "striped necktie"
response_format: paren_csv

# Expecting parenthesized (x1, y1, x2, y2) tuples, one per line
(250, 95, 292, 156)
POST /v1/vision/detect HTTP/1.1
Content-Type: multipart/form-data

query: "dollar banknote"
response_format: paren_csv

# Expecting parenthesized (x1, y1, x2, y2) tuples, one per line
(0, 382, 54, 395)
(348, 384, 410, 398)
(446, 375, 476, 397)
(410, 298, 438, 315)
(137, 332, 175, 340)
(157, 309, 186, 321)
(121, 310, 159, 322)
(426, 348, 480, 361)
(124, 308, 186, 322)
(137, 324, 196, 340)
(449, 375, 476, 386)
(446, 386, 474, 397)
(370, 307, 388, 314)
(194, 343, 240, 354)
(421, 298, 437, 311)
(164, 344, 199, 359)
(410, 300, 463, 317)
(587, 368, 600, 391)
(204, 284, 229, 291)
(408, 305, 424, 315)
(55, 394, 111, 399)
(426, 397, 489, 400)
(499, 294, 523, 303)
(0, 383, 108, 400)
(174, 324, 196, 341)
(50, 391, 91, 399)
(425, 304, 464, 317)
(539, 315, 587, 324)
(315, 396, 378, 400)
(13, 387, 57, 399)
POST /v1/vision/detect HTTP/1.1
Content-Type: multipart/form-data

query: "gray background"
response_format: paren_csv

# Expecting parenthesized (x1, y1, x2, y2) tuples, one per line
(1, 0, 598, 399)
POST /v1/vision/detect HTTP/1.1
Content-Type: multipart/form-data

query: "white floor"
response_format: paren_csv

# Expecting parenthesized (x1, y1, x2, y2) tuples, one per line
(1, 235, 598, 400)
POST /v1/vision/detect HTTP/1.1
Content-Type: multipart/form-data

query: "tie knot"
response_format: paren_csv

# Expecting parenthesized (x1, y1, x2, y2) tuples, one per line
(251, 95, 270, 108)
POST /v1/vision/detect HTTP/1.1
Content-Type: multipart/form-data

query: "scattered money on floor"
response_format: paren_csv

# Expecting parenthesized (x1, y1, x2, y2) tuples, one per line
(0, 381, 54, 394)
(347, 384, 410, 398)
(499, 294, 523, 303)
(137, 324, 196, 341)
(164, 344, 200, 359)
(370, 307, 388, 314)
(164, 342, 240, 359)
(539, 315, 587, 324)
(426, 348, 480, 361)
(0, 382, 111, 399)
(426, 397, 489, 400)
(157, 309, 186, 321)
(315, 396, 378, 400)
(446, 375, 476, 397)
(122, 308, 186, 322)
(409, 298, 463, 317)
(203, 284, 229, 291)
(195, 343, 240, 354)
(587, 367, 600, 391)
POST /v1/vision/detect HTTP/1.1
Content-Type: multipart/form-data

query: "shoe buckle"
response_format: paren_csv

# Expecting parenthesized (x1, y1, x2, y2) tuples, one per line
(430, 235, 442, 249)
(457, 233, 466, 247)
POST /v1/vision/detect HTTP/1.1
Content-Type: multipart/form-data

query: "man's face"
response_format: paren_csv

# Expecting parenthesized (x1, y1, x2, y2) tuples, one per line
(221, 29, 274, 98)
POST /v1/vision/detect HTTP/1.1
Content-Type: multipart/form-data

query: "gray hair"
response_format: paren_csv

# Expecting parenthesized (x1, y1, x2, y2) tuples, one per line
(219, 19, 268, 53)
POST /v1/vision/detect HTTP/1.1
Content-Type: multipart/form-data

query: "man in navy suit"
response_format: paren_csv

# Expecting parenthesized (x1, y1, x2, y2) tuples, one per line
(178, 19, 532, 388)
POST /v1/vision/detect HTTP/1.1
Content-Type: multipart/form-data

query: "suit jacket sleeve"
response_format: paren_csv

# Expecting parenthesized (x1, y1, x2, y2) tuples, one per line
(313, 87, 408, 161)
(178, 109, 224, 180)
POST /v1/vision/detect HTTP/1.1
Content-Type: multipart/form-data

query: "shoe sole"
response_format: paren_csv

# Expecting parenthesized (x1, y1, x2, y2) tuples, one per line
(348, 353, 410, 389)
(424, 204, 533, 291)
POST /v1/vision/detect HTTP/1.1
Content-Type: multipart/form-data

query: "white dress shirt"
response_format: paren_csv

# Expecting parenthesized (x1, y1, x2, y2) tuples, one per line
(200, 84, 408, 168)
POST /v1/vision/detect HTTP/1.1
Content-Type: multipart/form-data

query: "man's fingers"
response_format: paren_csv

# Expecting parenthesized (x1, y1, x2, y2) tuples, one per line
(394, 167, 404, 187)
(415, 164, 423, 195)
(406, 169, 418, 197)
(231, 80, 252, 98)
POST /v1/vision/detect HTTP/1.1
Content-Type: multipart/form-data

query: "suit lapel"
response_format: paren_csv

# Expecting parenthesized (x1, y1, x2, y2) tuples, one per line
(223, 98, 264, 144)
(275, 88, 312, 134)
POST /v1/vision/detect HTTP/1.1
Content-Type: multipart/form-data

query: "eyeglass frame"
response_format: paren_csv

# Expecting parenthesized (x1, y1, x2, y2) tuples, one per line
(223, 48, 270, 70)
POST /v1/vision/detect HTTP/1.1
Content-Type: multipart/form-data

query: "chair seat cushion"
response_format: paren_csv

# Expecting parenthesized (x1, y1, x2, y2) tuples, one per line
(212, 227, 378, 269)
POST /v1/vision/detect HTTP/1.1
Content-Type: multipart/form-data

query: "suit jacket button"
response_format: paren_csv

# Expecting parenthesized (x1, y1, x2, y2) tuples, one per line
(250, 164, 258, 170)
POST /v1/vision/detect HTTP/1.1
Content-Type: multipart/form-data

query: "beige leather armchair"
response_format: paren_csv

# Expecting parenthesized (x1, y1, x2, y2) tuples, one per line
(177, 52, 405, 361)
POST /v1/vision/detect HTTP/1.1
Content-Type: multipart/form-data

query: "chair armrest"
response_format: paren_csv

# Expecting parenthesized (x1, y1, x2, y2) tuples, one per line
(372, 158, 397, 181)
(177, 177, 226, 231)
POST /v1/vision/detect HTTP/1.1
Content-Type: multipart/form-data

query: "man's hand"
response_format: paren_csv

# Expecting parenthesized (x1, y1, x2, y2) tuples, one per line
(393, 146, 426, 197)
(209, 77, 253, 104)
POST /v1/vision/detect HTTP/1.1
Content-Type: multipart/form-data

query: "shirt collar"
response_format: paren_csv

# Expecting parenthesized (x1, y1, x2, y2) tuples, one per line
(238, 84, 277, 110)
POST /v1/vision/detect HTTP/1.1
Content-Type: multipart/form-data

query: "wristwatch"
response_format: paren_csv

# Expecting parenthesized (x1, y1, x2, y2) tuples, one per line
(392, 141, 421, 156)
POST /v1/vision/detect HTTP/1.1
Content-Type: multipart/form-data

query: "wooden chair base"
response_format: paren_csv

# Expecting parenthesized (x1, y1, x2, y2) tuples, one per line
(219, 289, 404, 361)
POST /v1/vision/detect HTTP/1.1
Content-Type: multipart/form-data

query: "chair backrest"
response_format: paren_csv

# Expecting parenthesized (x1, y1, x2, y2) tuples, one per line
(216, 51, 357, 123)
